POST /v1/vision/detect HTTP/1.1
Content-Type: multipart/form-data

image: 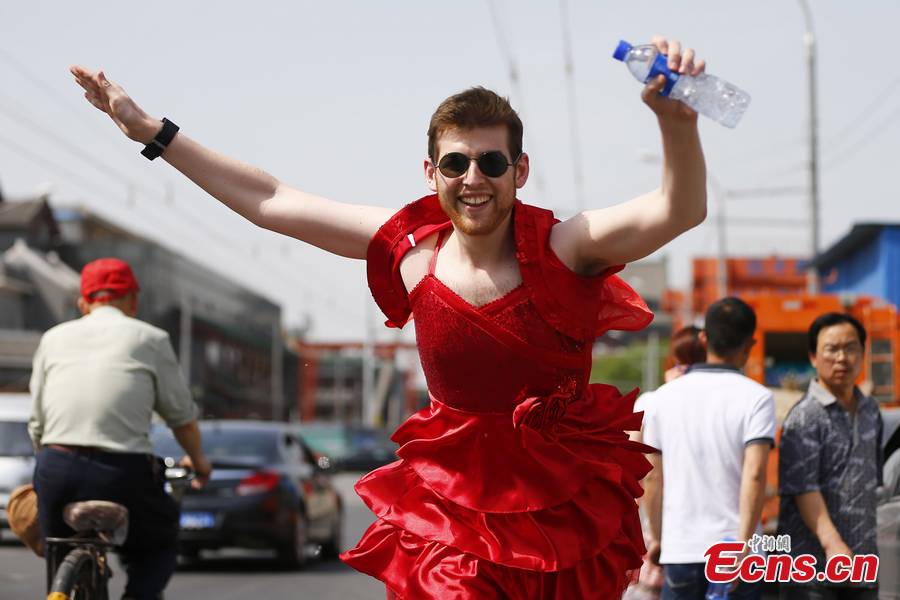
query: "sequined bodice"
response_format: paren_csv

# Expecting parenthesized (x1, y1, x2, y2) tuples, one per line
(409, 231, 589, 413)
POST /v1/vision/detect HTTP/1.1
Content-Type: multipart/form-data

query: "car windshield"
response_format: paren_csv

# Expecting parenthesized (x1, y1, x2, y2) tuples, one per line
(298, 425, 351, 460)
(349, 427, 390, 451)
(152, 425, 279, 464)
(0, 421, 34, 457)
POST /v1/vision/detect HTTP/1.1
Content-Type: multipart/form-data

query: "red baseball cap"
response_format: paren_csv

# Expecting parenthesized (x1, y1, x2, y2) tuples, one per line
(80, 258, 140, 301)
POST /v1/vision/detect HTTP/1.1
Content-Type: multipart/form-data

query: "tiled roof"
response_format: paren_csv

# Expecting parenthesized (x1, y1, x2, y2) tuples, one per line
(0, 198, 46, 228)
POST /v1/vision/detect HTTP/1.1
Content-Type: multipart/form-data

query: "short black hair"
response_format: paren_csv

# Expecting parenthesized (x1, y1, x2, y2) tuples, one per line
(807, 312, 867, 355)
(703, 297, 756, 357)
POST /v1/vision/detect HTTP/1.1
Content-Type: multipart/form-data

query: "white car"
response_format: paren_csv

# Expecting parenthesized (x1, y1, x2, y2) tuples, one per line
(0, 393, 34, 541)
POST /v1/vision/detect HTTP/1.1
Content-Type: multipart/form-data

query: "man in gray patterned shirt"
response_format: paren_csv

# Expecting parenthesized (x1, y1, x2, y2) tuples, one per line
(778, 313, 883, 599)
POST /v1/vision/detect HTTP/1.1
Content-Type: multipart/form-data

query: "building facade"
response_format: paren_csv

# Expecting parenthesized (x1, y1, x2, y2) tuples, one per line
(0, 195, 296, 419)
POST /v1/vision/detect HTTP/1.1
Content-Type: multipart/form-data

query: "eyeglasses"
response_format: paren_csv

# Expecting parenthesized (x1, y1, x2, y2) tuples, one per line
(435, 151, 519, 179)
(820, 342, 863, 359)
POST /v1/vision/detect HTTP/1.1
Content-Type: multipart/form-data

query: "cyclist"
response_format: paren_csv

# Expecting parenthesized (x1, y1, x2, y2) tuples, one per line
(28, 257, 212, 600)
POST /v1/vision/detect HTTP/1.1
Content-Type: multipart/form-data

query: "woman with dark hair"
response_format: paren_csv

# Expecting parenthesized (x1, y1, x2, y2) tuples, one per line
(665, 325, 706, 382)
(624, 325, 706, 600)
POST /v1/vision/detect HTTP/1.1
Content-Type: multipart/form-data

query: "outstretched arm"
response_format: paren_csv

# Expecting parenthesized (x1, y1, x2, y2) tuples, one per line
(551, 36, 707, 275)
(71, 67, 392, 259)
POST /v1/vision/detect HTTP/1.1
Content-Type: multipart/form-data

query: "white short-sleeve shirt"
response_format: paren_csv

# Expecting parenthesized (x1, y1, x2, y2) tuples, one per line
(642, 364, 775, 564)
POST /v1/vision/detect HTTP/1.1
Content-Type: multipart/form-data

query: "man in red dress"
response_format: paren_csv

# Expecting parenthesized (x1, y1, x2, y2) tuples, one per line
(72, 35, 708, 598)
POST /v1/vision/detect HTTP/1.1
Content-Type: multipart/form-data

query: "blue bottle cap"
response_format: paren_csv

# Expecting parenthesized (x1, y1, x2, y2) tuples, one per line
(612, 40, 632, 61)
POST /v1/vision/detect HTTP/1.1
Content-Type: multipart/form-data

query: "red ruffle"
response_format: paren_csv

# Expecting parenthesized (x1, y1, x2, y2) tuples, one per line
(342, 383, 653, 578)
(365, 195, 654, 338)
(390, 383, 651, 513)
(353, 460, 638, 571)
(512, 202, 654, 340)
(341, 518, 643, 600)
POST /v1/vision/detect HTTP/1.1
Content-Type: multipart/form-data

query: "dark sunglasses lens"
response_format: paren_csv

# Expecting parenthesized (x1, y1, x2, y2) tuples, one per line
(477, 152, 510, 177)
(437, 153, 470, 178)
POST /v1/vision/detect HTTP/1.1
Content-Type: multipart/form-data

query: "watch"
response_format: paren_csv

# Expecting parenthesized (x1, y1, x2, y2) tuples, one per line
(140, 118, 180, 161)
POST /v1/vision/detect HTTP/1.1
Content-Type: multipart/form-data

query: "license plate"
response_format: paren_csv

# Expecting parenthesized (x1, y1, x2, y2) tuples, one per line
(180, 511, 215, 529)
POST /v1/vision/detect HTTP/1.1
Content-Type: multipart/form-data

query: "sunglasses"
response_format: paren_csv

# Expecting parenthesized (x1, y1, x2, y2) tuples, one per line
(435, 151, 519, 179)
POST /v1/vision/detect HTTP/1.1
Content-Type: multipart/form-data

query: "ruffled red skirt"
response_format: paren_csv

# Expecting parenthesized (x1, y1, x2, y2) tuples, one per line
(341, 383, 653, 599)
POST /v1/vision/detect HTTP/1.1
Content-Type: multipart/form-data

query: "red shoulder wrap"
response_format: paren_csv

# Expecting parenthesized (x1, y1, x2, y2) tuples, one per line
(512, 202, 654, 339)
(366, 195, 449, 328)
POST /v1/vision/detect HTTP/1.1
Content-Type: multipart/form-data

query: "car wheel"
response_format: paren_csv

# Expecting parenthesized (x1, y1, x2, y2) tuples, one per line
(320, 507, 344, 560)
(276, 510, 308, 570)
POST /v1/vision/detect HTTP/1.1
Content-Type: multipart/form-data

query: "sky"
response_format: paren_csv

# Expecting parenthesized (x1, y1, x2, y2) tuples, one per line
(2, 1, 899, 341)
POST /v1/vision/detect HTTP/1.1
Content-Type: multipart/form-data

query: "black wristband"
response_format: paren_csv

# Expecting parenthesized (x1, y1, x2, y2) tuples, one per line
(140, 118, 180, 161)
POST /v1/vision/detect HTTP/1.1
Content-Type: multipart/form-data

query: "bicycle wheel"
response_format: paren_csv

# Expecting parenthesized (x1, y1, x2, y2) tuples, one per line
(47, 547, 108, 600)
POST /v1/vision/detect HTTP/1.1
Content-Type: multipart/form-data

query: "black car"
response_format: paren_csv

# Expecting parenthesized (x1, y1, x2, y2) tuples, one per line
(152, 420, 343, 567)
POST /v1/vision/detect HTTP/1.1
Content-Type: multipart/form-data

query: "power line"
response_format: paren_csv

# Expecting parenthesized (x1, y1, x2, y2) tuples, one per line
(0, 91, 363, 318)
(0, 132, 364, 322)
(0, 48, 162, 180)
(725, 186, 807, 200)
(0, 48, 375, 324)
(0, 133, 125, 200)
(725, 217, 808, 227)
(824, 75, 900, 151)
(484, 0, 546, 195)
(0, 50, 264, 254)
(557, 0, 585, 212)
(823, 102, 900, 170)
(0, 95, 143, 190)
(747, 80, 900, 185)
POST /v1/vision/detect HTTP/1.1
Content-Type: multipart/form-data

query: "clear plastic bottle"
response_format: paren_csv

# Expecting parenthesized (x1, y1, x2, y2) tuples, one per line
(705, 581, 730, 600)
(612, 40, 750, 128)
(704, 536, 738, 599)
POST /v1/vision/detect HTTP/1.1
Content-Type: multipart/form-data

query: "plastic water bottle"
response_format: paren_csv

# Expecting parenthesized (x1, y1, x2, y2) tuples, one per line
(704, 536, 738, 599)
(612, 40, 750, 128)
(705, 581, 730, 600)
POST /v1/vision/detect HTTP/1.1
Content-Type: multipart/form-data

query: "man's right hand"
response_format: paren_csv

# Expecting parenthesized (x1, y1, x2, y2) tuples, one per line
(70, 66, 161, 144)
(823, 536, 853, 562)
(179, 455, 213, 489)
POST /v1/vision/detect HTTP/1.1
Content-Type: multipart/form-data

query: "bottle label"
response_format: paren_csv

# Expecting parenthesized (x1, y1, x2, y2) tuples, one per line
(647, 53, 679, 96)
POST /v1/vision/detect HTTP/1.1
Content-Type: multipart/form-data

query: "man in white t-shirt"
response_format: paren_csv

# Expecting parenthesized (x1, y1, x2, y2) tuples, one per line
(643, 297, 775, 600)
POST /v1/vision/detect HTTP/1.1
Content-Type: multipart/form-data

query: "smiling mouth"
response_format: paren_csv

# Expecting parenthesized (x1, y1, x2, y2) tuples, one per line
(459, 194, 491, 207)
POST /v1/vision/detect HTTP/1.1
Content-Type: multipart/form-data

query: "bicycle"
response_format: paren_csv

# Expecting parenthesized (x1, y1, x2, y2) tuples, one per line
(44, 460, 192, 600)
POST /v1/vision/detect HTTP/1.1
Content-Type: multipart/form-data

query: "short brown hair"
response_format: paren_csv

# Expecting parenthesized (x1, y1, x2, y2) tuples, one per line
(427, 87, 523, 162)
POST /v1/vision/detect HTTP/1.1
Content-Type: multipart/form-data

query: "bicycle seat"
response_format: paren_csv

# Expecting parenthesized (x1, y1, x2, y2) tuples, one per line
(63, 501, 129, 545)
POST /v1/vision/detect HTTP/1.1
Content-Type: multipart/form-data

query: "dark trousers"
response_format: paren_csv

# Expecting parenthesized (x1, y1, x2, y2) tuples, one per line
(779, 585, 879, 600)
(662, 563, 762, 600)
(34, 447, 179, 600)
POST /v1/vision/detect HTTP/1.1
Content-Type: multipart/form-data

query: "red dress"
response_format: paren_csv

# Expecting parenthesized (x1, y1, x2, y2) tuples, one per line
(341, 195, 655, 599)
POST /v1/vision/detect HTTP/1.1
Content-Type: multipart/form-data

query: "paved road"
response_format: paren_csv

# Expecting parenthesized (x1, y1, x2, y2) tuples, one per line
(0, 473, 384, 600)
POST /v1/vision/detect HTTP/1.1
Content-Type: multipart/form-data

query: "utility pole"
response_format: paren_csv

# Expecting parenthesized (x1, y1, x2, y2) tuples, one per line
(179, 296, 192, 381)
(644, 331, 660, 391)
(361, 295, 376, 426)
(798, 0, 821, 293)
(271, 320, 283, 422)
(709, 176, 729, 298)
